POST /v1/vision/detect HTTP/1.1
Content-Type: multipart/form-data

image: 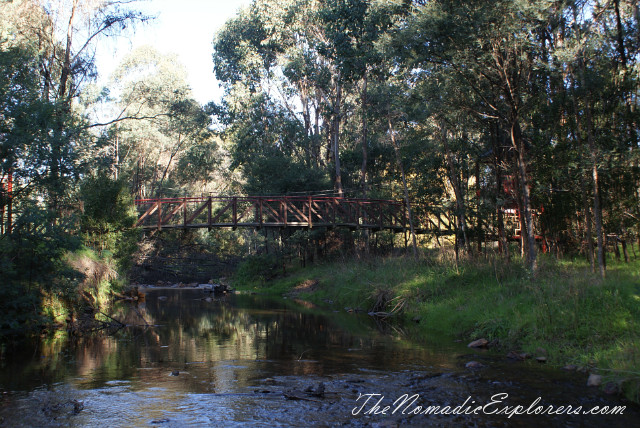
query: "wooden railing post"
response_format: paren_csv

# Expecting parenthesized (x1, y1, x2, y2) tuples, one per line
(259, 197, 263, 228)
(332, 198, 337, 226)
(207, 197, 212, 230)
(403, 202, 408, 230)
(232, 197, 237, 229)
(308, 196, 312, 229)
(157, 201, 162, 230)
(282, 198, 288, 227)
(183, 197, 187, 228)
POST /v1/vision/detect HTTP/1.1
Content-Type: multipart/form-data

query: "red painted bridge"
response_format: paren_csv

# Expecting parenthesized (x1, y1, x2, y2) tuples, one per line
(135, 195, 415, 232)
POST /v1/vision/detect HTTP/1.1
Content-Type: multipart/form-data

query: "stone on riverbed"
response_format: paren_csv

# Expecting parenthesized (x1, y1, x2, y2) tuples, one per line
(465, 361, 485, 369)
(467, 338, 488, 348)
(587, 373, 602, 387)
(603, 381, 620, 395)
(507, 351, 530, 361)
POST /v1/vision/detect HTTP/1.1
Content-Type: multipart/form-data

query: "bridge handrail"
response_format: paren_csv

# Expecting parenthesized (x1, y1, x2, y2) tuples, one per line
(134, 195, 405, 206)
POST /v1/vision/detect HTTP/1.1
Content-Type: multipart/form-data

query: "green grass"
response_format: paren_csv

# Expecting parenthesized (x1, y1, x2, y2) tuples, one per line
(233, 252, 640, 401)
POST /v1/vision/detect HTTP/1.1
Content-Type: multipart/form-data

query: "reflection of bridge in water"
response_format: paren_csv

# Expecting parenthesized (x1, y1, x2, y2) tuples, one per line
(135, 195, 426, 233)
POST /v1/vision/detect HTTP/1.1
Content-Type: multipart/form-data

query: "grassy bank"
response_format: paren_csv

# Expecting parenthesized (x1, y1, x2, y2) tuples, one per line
(233, 253, 640, 401)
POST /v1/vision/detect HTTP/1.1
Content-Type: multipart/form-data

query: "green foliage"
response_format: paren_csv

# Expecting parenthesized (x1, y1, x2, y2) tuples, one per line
(234, 253, 282, 286)
(244, 154, 330, 195)
(0, 205, 83, 332)
(79, 174, 140, 272)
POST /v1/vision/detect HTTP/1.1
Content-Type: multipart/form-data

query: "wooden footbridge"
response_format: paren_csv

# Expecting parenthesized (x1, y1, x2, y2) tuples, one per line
(135, 195, 414, 232)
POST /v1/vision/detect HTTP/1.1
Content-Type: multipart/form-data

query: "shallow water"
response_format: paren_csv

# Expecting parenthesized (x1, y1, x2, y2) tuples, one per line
(0, 289, 637, 427)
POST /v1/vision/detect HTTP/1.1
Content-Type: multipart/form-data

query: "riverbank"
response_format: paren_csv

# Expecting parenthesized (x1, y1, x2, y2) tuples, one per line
(233, 253, 640, 402)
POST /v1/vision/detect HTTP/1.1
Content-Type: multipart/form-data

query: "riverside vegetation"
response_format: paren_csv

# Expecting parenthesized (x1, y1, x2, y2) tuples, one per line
(232, 250, 640, 402)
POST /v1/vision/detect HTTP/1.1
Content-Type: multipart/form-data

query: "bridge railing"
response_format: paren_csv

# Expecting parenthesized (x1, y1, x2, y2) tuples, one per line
(134, 196, 408, 231)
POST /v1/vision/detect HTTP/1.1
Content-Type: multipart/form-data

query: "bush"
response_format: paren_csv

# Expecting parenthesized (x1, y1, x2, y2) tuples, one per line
(79, 174, 140, 272)
(234, 253, 281, 286)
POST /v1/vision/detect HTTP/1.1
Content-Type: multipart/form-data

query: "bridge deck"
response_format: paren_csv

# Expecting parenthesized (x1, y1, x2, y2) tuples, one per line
(135, 195, 415, 233)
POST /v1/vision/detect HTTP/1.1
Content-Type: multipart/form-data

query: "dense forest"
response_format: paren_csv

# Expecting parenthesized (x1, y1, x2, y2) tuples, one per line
(1, 0, 639, 332)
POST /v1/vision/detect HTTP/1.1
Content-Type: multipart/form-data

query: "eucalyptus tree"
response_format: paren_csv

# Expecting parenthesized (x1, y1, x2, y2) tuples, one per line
(213, 0, 333, 195)
(317, 0, 409, 197)
(560, 0, 640, 276)
(107, 46, 216, 198)
(0, 0, 147, 211)
(389, 0, 563, 271)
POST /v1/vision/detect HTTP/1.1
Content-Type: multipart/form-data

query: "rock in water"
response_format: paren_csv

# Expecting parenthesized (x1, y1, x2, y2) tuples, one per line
(467, 338, 489, 348)
(603, 382, 619, 395)
(507, 351, 526, 361)
(587, 373, 602, 387)
(535, 347, 547, 356)
(465, 361, 485, 369)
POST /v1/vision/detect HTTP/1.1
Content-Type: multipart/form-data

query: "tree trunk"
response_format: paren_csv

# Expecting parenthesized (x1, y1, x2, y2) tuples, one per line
(49, 0, 78, 213)
(581, 175, 595, 271)
(333, 78, 343, 197)
(475, 158, 482, 253)
(388, 117, 418, 258)
(584, 94, 606, 279)
(360, 74, 370, 252)
(492, 123, 509, 261)
(441, 124, 471, 254)
(510, 119, 537, 272)
(621, 235, 630, 263)
(360, 74, 368, 197)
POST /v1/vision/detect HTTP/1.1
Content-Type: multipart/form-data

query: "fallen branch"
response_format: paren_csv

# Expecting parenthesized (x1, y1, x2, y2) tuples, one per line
(98, 311, 125, 326)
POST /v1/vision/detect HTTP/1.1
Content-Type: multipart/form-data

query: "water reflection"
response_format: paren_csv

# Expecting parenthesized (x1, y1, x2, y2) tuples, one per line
(0, 290, 638, 427)
(0, 291, 449, 393)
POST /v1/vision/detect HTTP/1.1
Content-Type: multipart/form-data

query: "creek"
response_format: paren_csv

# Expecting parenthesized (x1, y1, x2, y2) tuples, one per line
(0, 289, 637, 427)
